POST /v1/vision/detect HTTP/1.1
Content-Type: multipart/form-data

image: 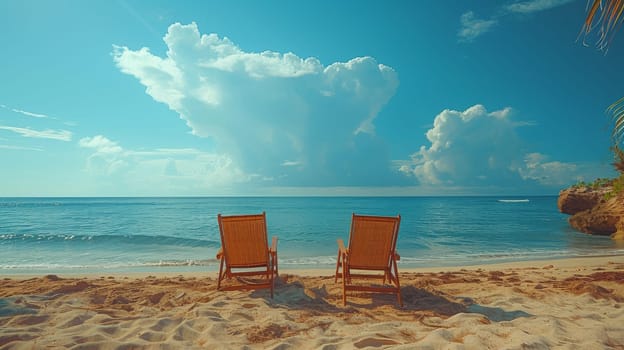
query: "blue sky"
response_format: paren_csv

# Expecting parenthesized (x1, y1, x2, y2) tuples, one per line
(1, 0, 623, 196)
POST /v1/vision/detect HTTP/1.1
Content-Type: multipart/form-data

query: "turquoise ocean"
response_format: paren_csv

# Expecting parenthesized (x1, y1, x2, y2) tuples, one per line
(1, 196, 623, 275)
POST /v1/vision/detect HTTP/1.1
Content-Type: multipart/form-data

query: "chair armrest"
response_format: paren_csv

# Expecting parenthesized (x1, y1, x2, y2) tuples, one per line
(216, 247, 224, 259)
(270, 236, 278, 254)
(394, 251, 400, 261)
(337, 239, 348, 255)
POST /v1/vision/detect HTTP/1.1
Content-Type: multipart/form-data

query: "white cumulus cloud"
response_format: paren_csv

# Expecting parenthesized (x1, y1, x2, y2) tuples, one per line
(399, 105, 595, 191)
(400, 105, 522, 185)
(79, 134, 248, 193)
(79, 135, 123, 154)
(113, 22, 399, 187)
(79, 135, 126, 175)
(517, 152, 578, 186)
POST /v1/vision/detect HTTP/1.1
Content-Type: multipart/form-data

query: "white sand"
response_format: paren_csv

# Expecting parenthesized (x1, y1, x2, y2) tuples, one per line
(1, 255, 623, 349)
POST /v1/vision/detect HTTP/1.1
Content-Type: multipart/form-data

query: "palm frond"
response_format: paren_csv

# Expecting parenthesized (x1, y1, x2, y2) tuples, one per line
(581, 0, 624, 51)
(582, 1, 624, 152)
(611, 144, 624, 173)
(608, 96, 624, 143)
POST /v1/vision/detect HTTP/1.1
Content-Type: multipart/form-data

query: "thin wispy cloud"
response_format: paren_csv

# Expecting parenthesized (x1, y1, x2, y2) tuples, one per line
(459, 0, 575, 42)
(0, 144, 43, 151)
(0, 104, 51, 118)
(11, 108, 49, 118)
(117, 0, 162, 38)
(506, 0, 575, 14)
(130, 148, 205, 157)
(0, 125, 72, 141)
(281, 160, 302, 167)
(458, 12, 498, 42)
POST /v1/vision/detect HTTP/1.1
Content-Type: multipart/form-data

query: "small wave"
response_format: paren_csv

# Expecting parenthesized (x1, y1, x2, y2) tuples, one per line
(279, 256, 337, 265)
(0, 198, 162, 208)
(497, 199, 530, 203)
(0, 258, 220, 271)
(149, 259, 217, 267)
(0, 233, 219, 248)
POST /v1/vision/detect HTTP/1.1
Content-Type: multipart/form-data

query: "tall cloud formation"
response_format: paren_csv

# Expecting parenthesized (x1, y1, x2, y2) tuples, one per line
(113, 22, 399, 187)
(399, 105, 594, 190)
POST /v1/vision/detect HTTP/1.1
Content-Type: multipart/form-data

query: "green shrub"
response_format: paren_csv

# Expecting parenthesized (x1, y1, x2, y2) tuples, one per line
(592, 177, 612, 189)
(604, 174, 624, 200)
(572, 178, 612, 189)
(572, 180, 588, 188)
(570, 176, 624, 200)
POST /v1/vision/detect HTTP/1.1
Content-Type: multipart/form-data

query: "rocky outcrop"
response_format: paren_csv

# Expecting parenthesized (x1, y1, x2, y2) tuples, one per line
(557, 186, 609, 215)
(613, 218, 624, 240)
(568, 197, 623, 235)
(558, 186, 624, 238)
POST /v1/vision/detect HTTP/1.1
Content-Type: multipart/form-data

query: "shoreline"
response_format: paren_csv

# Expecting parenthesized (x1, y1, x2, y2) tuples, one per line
(3, 254, 623, 280)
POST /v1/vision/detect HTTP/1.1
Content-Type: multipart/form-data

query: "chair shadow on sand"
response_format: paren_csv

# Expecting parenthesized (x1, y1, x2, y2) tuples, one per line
(400, 286, 532, 321)
(249, 278, 532, 323)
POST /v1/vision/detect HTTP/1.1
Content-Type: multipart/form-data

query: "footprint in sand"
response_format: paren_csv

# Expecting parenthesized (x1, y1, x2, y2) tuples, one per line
(96, 325, 122, 336)
(196, 309, 223, 321)
(139, 330, 167, 342)
(7, 314, 49, 326)
(60, 311, 96, 328)
(72, 334, 107, 344)
(149, 317, 182, 332)
(171, 323, 201, 341)
(353, 337, 399, 348)
(0, 334, 37, 345)
(229, 312, 254, 322)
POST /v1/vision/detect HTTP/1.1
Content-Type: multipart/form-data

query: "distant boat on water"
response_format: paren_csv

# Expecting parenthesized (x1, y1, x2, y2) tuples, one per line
(497, 199, 530, 203)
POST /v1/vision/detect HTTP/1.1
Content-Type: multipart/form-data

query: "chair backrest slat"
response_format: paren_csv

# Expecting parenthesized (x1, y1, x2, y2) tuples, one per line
(347, 214, 400, 268)
(218, 213, 269, 267)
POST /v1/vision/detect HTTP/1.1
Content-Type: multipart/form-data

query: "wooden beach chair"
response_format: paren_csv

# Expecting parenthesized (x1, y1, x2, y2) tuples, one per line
(216, 212, 278, 297)
(335, 213, 402, 306)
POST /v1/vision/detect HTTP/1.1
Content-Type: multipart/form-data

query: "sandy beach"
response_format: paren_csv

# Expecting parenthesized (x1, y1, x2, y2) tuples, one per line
(1, 255, 623, 349)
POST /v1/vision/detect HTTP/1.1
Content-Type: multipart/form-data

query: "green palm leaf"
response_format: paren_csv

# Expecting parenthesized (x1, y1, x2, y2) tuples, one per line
(611, 144, 624, 173)
(582, 1, 624, 146)
(608, 96, 624, 142)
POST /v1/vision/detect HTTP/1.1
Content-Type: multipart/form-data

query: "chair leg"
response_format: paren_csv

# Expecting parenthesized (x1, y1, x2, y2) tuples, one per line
(269, 265, 274, 299)
(334, 250, 341, 283)
(342, 255, 348, 306)
(392, 257, 402, 307)
(217, 257, 225, 290)
(342, 275, 347, 306)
